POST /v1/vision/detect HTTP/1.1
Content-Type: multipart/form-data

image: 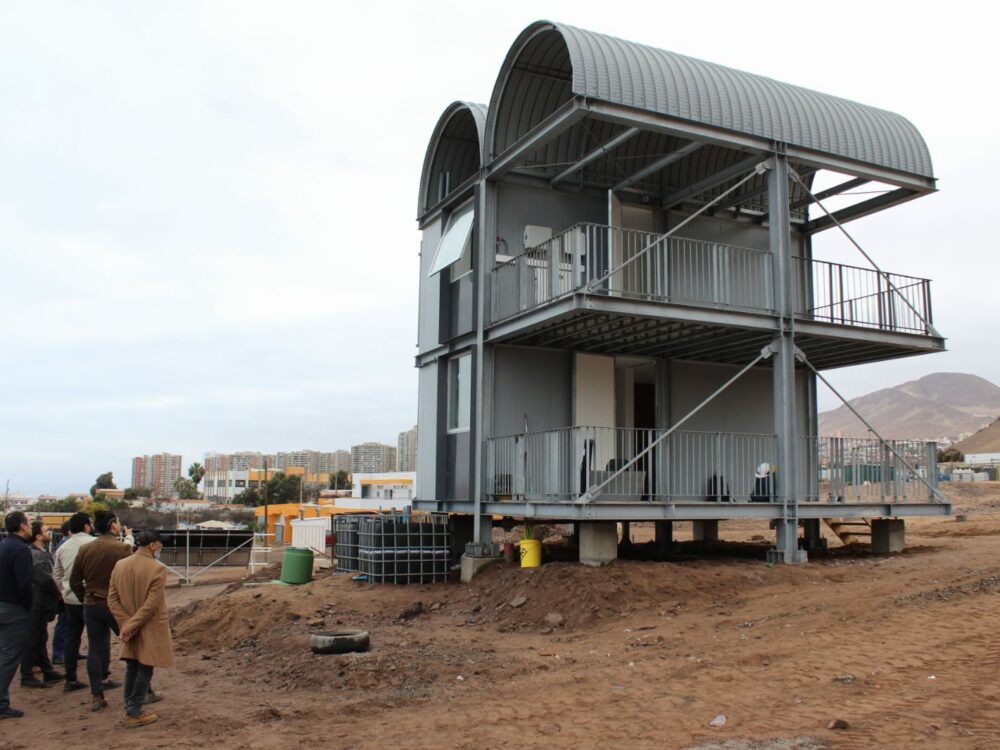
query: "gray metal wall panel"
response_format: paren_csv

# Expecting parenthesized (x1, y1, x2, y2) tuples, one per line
(447, 273, 475, 338)
(418, 218, 443, 353)
(416, 362, 439, 500)
(496, 183, 605, 256)
(446, 431, 470, 500)
(668, 361, 810, 435)
(492, 345, 572, 436)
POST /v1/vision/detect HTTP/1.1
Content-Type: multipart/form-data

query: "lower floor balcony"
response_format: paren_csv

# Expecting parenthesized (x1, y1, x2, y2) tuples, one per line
(451, 427, 951, 521)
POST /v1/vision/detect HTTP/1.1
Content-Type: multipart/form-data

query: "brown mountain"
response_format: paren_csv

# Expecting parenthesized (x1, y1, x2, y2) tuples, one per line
(955, 418, 1000, 454)
(818, 373, 1000, 440)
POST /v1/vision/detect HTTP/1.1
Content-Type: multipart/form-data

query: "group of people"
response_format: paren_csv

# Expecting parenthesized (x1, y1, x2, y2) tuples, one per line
(0, 509, 173, 729)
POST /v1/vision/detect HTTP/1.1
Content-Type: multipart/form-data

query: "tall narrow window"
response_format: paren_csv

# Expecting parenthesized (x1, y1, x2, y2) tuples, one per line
(448, 353, 471, 432)
(429, 201, 474, 277)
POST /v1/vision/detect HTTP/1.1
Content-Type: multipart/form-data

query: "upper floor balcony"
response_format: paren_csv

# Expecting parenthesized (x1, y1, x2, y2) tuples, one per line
(488, 223, 942, 369)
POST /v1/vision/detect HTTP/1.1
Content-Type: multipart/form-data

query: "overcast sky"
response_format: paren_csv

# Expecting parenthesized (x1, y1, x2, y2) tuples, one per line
(2, 1, 997, 496)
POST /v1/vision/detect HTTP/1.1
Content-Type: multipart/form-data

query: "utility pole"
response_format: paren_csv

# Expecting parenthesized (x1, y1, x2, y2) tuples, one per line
(2, 480, 9, 515)
(262, 455, 269, 542)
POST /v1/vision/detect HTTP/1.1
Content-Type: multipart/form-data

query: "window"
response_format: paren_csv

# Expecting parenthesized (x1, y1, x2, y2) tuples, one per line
(448, 353, 471, 432)
(429, 201, 474, 277)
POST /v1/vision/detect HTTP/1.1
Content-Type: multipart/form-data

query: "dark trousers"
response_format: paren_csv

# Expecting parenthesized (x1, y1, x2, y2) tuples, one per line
(83, 603, 118, 696)
(52, 610, 67, 660)
(20, 606, 55, 679)
(63, 604, 86, 683)
(0, 602, 30, 711)
(123, 659, 154, 717)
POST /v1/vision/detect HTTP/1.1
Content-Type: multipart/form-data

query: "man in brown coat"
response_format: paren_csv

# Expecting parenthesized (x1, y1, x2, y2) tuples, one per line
(108, 530, 172, 729)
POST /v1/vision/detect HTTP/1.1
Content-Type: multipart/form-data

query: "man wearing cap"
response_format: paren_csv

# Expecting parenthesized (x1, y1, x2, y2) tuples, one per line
(108, 530, 172, 729)
(0, 512, 34, 719)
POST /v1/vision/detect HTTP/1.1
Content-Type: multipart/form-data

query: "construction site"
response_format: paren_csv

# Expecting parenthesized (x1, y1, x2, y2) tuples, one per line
(6, 481, 998, 750)
(13, 18, 990, 750)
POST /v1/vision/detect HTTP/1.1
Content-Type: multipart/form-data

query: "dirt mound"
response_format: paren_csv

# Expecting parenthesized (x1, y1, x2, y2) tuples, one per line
(451, 558, 768, 631)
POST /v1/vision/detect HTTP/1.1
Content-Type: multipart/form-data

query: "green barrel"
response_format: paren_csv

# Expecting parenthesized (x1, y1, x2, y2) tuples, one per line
(279, 547, 314, 584)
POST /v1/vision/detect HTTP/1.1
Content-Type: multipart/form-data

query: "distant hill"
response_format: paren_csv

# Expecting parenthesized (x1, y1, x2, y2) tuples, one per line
(818, 373, 1000, 440)
(955, 417, 1000, 454)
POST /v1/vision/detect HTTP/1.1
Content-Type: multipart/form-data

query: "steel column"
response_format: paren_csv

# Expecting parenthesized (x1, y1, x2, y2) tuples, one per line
(769, 149, 806, 564)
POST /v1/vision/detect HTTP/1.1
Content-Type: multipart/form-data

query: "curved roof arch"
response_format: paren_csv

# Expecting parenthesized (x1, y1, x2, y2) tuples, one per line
(418, 101, 488, 217)
(486, 21, 933, 180)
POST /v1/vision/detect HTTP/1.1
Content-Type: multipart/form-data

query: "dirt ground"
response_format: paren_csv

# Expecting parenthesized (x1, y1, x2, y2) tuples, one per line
(10, 482, 1000, 749)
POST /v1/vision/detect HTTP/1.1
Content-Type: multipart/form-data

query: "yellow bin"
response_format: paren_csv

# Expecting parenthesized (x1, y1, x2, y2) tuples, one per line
(519, 539, 541, 568)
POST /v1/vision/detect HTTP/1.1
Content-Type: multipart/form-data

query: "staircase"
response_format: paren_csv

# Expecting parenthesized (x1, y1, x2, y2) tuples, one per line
(824, 518, 872, 546)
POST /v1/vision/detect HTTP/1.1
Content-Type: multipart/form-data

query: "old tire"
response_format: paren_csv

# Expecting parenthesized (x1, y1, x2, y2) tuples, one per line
(310, 629, 370, 655)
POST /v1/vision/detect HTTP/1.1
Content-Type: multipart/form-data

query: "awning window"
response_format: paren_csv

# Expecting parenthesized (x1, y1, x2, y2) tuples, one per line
(428, 201, 474, 276)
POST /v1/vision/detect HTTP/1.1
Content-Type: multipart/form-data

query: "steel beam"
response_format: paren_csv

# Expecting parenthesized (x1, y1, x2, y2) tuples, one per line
(805, 188, 919, 233)
(581, 100, 938, 195)
(661, 154, 766, 210)
(412, 499, 952, 522)
(789, 176, 867, 211)
(551, 127, 639, 185)
(611, 140, 705, 191)
(487, 98, 589, 179)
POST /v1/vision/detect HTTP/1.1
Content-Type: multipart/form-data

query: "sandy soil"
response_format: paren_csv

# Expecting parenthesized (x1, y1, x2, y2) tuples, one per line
(9, 483, 1000, 749)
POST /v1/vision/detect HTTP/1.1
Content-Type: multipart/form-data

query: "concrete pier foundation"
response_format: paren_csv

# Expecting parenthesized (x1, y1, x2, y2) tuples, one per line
(579, 522, 618, 566)
(871, 519, 905, 554)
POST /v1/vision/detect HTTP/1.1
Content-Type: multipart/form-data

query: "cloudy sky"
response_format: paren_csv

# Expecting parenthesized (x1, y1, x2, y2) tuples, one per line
(1, 1, 996, 496)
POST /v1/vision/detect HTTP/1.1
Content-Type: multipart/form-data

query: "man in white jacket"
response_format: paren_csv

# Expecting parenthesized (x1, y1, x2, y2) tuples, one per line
(52, 512, 94, 692)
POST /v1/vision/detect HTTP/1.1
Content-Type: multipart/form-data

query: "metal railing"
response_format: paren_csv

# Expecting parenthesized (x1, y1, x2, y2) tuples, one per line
(490, 223, 773, 322)
(490, 223, 935, 337)
(485, 427, 940, 505)
(798, 436, 940, 503)
(794, 257, 933, 334)
(486, 426, 776, 503)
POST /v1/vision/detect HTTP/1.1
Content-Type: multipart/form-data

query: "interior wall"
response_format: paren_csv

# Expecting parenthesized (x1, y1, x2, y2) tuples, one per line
(492, 345, 572, 436)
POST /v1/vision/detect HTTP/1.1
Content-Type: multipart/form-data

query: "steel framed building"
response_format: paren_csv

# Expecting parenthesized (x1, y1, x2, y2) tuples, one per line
(413, 21, 950, 564)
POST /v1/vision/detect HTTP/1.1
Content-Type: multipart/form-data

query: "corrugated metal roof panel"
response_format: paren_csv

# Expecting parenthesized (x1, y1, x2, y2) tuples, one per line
(489, 22, 933, 179)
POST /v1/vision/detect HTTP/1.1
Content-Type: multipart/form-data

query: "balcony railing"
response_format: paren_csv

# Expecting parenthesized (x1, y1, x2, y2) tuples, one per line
(490, 222, 934, 337)
(794, 258, 933, 334)
(491, 223, 773, 322)
(485, 426, 940, 504)
(798, 436, 940, 503)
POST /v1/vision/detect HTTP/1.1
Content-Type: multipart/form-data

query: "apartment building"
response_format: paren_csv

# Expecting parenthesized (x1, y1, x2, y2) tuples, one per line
(131, 453, 183, 499)
(351, 442, 397, 474)
(397, 425, 418, 472)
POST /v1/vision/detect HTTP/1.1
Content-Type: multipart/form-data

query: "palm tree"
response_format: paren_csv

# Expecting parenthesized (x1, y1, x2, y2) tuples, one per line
(188, 462, 205, 488)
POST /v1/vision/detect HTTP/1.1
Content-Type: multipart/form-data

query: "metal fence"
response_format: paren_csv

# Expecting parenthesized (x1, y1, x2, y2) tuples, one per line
(794, 257, 933, 334)
(487, 428, 940, 504)
(487, 426, 777, 502)
(798, 436, 940, 503)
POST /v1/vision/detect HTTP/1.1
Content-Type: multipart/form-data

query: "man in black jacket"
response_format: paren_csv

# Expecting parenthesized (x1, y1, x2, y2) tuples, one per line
(0, 511, 33, 720)
(19, 521, 63, 688)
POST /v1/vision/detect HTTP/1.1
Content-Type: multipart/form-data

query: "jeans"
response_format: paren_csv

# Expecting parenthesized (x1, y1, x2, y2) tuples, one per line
(83, 603, 118, 697)
(20, 606, 55, 680)
(123, 659, 154, 717)
(0, 602, 30, 711)
(63, 604, 86, 683)
(52, 610, 67, 660)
